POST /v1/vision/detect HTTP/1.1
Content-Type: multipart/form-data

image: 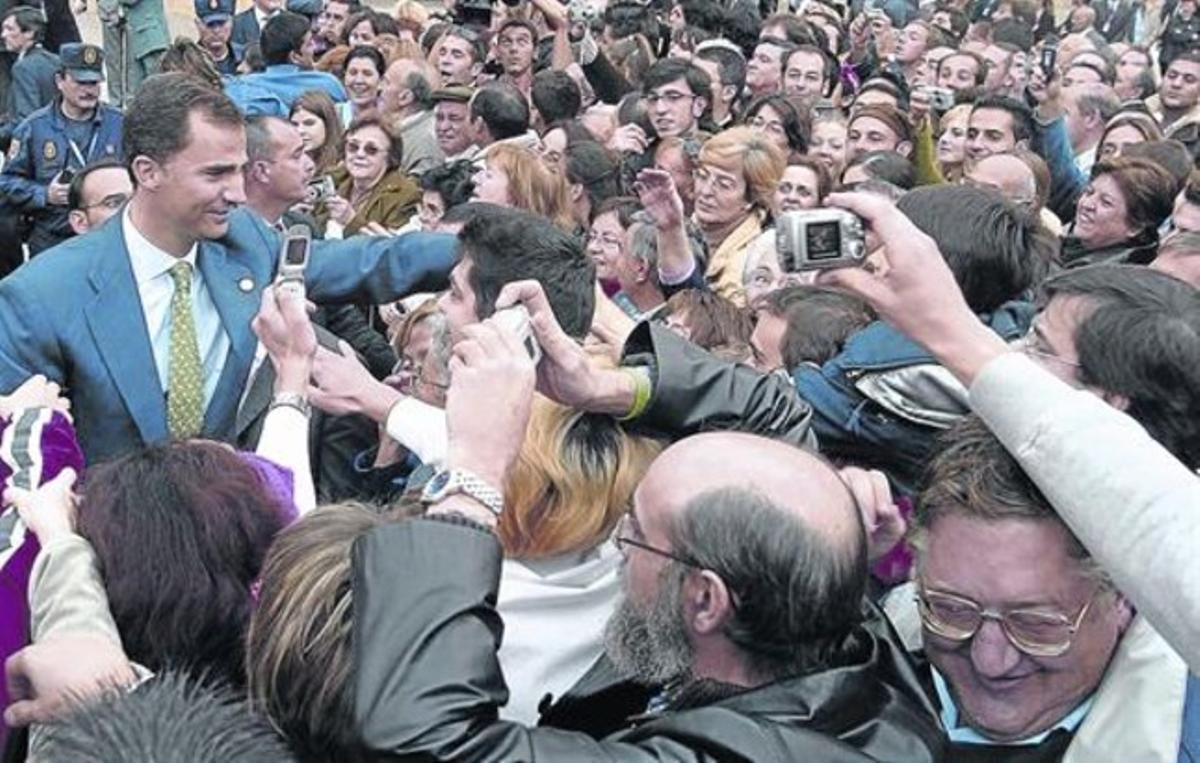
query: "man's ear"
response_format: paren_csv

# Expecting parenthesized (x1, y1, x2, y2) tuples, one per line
(721, 84, 738, 105)
(897, 140, 913, 157)
(1015, 138, 1030, 152)
(1098, 389, 1130, 411)
(685, 569, 736, 636)
(692, 96, 709, 120)
(569, 181, 585, 204)
(130, 155, 163, 190)
(68, 210, 89, 235)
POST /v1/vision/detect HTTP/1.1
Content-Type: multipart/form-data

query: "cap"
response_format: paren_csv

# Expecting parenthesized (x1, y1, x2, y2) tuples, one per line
(431, 85, 474, 104)
(59, 43, 104, 83)
(195, 0, 234, 22)
(286, 0, 322, 17)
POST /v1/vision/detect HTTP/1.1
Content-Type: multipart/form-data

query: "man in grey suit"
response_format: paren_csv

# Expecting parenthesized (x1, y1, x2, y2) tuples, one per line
(0, 73, 455, 464)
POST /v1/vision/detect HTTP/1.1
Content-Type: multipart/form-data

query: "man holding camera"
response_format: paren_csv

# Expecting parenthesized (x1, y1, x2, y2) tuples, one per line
(0, 43, 122, 259)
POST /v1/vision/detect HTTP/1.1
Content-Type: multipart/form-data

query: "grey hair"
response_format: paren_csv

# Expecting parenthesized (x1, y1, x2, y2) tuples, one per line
(423, 312, 452, 390)
(404, 68, 434, 110)
(245, 115, 291, 164)
(628, 214, 661, 272)
(43, 670, 294, 762)
(668, 486, 866, 682)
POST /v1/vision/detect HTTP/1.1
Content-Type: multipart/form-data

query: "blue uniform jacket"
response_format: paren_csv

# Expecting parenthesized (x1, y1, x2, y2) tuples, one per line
(0, 208, 456, 464)
(236, 64, 348, 109)
(231, 8, 260, 49)
(0, 101, 123, 239)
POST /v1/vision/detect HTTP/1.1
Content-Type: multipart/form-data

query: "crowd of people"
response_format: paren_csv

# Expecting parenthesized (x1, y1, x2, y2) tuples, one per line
(0, 0, 1196, 758)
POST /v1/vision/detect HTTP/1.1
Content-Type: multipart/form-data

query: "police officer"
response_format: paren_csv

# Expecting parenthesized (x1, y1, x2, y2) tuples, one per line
(2, 6, 60, 124)
(0, 43, 123, 261)
(195, 0, 244, 76)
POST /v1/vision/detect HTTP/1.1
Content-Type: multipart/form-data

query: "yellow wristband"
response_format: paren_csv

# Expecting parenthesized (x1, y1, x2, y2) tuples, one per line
(619, 367, 652, 422)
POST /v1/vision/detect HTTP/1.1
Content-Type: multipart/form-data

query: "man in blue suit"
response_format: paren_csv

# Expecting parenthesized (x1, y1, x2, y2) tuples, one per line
(233, 11, 346, 112)
(0, 72, 454, 464)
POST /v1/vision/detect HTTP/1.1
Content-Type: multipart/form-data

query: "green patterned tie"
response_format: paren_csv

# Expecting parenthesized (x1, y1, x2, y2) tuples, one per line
(167, 262, 204, 439)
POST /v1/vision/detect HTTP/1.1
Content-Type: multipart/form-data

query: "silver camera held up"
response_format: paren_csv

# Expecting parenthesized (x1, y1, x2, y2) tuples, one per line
(775, 209, 868, 272)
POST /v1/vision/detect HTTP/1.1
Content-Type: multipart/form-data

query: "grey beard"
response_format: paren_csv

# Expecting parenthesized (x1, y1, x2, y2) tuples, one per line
(603, 566, 694, 687)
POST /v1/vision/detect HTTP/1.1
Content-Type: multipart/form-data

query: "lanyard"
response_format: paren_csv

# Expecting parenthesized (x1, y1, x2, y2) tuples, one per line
(65, 123, 99, 168)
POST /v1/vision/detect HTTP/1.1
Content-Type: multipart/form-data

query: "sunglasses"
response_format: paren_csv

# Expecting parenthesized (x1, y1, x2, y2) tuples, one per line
(346, 140, 384, 157)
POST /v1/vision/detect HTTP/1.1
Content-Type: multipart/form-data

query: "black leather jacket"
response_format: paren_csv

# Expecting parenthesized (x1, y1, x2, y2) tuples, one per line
(623, 321, 815, 448)
(351, 517, 946, 762)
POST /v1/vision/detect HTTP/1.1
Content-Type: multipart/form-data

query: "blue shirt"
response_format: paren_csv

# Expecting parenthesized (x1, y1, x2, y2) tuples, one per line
(235, 64, 347, 110)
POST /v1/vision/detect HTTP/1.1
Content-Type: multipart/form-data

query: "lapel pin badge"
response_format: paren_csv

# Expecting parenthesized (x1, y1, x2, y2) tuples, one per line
(238, 276, 255, 293)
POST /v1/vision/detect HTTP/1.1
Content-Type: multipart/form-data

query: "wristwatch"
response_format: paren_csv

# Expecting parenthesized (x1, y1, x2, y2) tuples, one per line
(269, 391, 311, 417)
(421, 469, 505, 516)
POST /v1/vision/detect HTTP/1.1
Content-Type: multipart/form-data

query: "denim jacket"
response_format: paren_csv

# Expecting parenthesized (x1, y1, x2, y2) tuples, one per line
(794, 300, 1035, 493)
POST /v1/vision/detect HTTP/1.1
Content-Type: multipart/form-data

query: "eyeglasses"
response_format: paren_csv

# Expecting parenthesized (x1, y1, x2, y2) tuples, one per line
(82, 193, 129, 212)
(916, 585, 1098, 658)
(586, 231, 623, 250)
(643, 91, 695, 106)
(346, 140, 384, 157)
(613, 513, 701, 568)
(1009, 328, 1081, 369)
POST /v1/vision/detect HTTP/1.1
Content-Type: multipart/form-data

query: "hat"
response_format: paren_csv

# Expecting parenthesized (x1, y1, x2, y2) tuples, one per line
(59, 43, 104, 83)
(194, 0, 234, 23)
(286, 0, 322, 18)
(431, 85, 474, 104)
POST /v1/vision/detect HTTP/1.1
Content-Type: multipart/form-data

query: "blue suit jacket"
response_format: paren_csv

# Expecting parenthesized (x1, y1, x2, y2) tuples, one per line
(0, 207, 456, 464)
(230, 9, 260, 50)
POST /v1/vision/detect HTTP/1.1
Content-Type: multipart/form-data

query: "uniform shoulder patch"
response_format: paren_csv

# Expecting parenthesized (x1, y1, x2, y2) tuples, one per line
(42, 141, 56, 161)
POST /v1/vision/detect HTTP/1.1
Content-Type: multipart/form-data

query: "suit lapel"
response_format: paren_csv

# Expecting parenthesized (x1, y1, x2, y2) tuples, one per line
(197, 240, 259, 437)
(84, 221, 168, 444)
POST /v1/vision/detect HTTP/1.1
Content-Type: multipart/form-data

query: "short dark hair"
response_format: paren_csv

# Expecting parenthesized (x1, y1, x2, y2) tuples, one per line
(844, 150, 915, 190)
(755, 286, 874, 367)
(344, 44, 385, 78)
(1042, 265, 1200, 469)
(1090, 157, 1177, 236)
(990, 17, 1033, 49)
(44, 671, 294, 763)
(531, 70, 582, 126)
(345, 112, 404, 171)
(897, 184, 1051, 312)
(420, 158, 475, 210)
(470, 82, 530, 141)
(762, 12, 828, 49)
(1114, 142, 1192, 196)
(669, 486, 867, 680)
(971, 95, 1035, 145)
(459, 207, 596, 337)
(723, 0, 764, 59)
(664, 289, 753, 350)
(260, 11, 311, 66)
(743, 93, 809, 153)
(642, 57, 712, 99)
(3, 6, 45, 43)
(566, 140, 620, 211)
(67, 158, 128, 211)
(78, 443, 289, 688)
(675, 0, 725, 33)
(123, 73, 244, 182)
(695, 44, 747, 93)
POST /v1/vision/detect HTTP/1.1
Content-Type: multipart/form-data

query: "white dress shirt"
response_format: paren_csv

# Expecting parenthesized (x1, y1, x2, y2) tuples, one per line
(123, 208, 230, 410)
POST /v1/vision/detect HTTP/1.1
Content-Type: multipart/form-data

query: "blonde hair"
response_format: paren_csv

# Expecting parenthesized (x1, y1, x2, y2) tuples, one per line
(393, 0, 429, 37)
(697, 126, 786, 210)
(485, 144, 576, 230)
(246, 502, 388, 758)
(501, 397, 663, 559)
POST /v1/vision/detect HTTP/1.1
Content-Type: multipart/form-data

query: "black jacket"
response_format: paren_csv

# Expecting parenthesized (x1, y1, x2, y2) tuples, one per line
(623, 322, 815, 448)
(1059, 230, 1159, 269)
(351, 517, 946, 762)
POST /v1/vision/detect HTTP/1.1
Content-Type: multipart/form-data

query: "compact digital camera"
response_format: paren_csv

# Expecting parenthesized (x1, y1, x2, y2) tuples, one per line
(776, 209, 868, 272)
(493, 305, 542, 364)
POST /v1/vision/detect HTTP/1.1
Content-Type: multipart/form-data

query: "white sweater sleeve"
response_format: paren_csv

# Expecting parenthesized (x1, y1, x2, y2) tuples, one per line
(255, 405, 317, 515)
(969, 352, 1200, 674)
(384, 397, 448, 468)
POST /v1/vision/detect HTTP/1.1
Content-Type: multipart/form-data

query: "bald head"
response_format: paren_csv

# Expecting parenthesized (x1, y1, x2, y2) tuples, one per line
(634, 432, 862, 553)
(967, 153, 1036, 207)
(381, 57, 439, 116)
(626, 433, 869, 680)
